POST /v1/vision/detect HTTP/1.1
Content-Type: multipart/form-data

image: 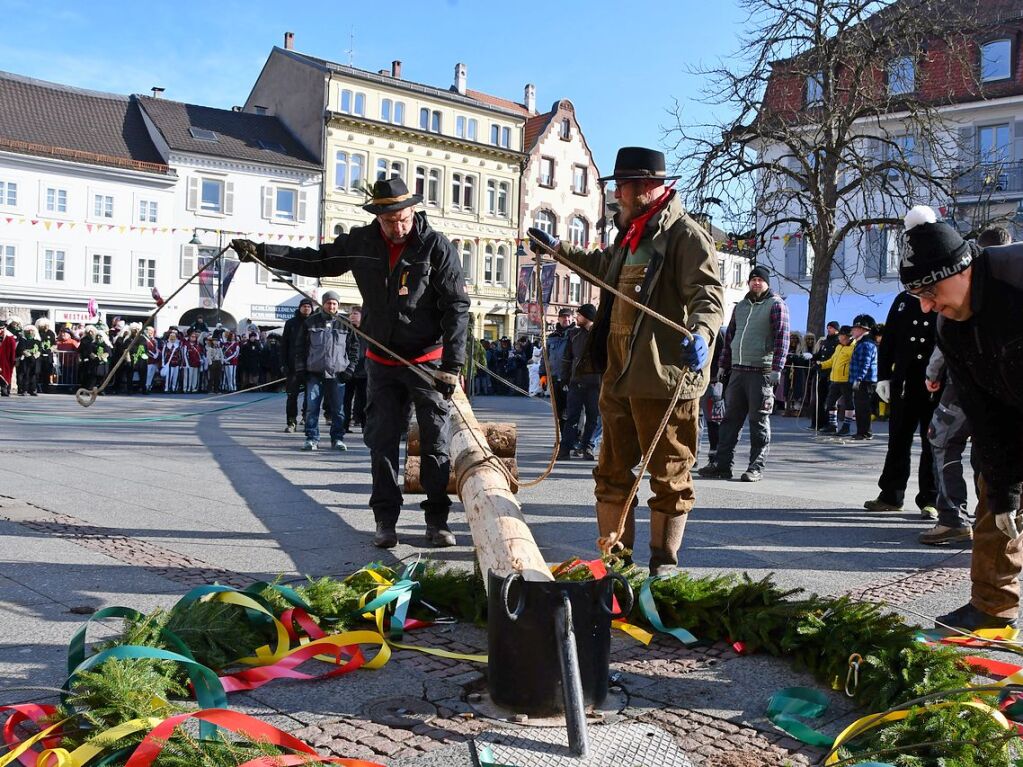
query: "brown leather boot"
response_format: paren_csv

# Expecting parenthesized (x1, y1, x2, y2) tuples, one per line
(648, 512, 688, 576)
(596, 500, 635, 555)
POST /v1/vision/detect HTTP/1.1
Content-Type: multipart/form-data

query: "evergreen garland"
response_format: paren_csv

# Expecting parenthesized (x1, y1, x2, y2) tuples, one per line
(35, 561, 1018, 767)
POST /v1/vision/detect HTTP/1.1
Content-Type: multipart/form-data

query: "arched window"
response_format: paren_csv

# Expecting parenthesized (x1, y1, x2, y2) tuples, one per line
(483, 244, 495, 283)
(333, 223, 345, 237)
(569, 216, 588, 247)
(497, 182, 509, 217)
(534, 209, 556, 235)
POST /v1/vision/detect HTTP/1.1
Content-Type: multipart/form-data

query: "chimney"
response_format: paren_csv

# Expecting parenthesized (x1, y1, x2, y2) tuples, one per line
(391, 60, 402, 79)
(150, 86, 165, 99)
(231, 106, 242, 112)
(284, 32, 294, 50)
(454, 62, 467, 95)
(524, 83, 536, 114)
(378, 69, 388, 76)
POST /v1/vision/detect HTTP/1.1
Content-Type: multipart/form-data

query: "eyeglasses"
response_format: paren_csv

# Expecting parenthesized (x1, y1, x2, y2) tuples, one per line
(908, 285, 937, 301)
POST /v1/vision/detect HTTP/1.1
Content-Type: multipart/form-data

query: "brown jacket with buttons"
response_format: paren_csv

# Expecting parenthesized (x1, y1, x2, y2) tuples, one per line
(556, 192, 725, 401)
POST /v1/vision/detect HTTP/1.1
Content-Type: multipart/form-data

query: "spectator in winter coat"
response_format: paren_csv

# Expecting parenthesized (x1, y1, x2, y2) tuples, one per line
(222, 331, 239, 392)
(142, 327, 160, 393)
(558, 303, 601, 460)
(238, 333, 262, 390)
(15, 326, 41, 396)
(181, 331, 203, 393)
(205, 336, 224, 393)
(281, 298, 314, 431)
(848, 314, 878, 440)
(35, 318, 56, 394)
(296, 291, 360, 451)
(540, 308, 574, 424)
(699, 265, 789, 482)
(78, 326, 99, 392)
(818, 326, 854, 435)
(160, 330, 183, 393)
(0, 324, 16, 396)
(343, 306, 368, 433)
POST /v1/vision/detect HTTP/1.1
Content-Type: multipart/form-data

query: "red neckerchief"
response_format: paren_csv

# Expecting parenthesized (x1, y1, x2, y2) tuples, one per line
(620, 184, 676, 254)
(387, 241, 405, 271)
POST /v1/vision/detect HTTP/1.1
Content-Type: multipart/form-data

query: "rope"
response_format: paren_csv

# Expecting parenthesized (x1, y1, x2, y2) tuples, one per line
(74, 245, 231, 407)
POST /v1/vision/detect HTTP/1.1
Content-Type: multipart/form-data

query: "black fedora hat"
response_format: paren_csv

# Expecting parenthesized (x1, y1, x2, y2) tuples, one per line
(362, 176, 423, 214)
(598, 146, 681, 183)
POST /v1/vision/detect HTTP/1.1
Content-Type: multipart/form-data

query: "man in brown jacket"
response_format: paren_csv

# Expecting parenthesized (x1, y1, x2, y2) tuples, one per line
(529, 147, 725, 574)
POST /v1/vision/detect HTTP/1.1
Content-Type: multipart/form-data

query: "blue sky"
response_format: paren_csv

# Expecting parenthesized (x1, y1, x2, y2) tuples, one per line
(1, 0, 745, 179)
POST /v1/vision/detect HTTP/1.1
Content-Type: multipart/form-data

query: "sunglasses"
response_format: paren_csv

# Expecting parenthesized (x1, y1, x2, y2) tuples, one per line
(908, 285, 937, 300)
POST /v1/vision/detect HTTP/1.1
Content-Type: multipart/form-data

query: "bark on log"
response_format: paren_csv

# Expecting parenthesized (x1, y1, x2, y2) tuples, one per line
(404, 455, 519, 494)
(407, 421, 517, 458)
(448, 389, 552, 583)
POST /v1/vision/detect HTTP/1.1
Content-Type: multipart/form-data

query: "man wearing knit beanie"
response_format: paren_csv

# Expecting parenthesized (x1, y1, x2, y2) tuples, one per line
(900, 205, 1023, 631)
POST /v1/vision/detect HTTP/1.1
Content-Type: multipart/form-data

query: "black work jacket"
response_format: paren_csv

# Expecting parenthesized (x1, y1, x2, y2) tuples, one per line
(938, 244, 1023, 516)
(878, 291, 936, 396)
(260, 212, 469, 372)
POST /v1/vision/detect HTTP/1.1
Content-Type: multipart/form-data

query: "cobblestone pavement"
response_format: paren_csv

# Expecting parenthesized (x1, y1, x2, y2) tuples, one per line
(0, 392, 978, 764)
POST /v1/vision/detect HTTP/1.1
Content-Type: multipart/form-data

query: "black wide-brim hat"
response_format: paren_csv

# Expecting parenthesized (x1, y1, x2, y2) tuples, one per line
(598, 146, 681, 183)
(362, 176, 422, 214)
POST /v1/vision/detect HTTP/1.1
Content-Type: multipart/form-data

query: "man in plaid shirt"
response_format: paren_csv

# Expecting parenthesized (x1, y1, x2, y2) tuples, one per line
(699, 266, 790, 482)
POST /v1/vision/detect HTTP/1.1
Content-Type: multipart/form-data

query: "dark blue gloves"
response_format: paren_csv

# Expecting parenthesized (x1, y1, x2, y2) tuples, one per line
(526, 227, 559, 255)
(679, 334, 709, 371)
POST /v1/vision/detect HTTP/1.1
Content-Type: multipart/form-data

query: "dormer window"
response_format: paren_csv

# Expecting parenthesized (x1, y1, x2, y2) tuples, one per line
(806, 72, 823, 106)
(888, 56, 915, 95)
(981, 39, 1012, 82)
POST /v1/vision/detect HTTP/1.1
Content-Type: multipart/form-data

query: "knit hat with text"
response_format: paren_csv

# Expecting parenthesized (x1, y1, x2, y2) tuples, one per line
(899, 205, 974, 291)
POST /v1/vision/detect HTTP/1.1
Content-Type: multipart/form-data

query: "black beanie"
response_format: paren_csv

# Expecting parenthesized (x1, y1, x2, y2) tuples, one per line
(298, 297, 314, 308)
(577, 303, 597, 321)
(748, 265, 770, 284)
(899, 206, 973, 290)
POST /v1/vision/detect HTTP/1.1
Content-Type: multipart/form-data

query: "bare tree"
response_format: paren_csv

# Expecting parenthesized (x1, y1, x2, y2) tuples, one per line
(666, 0, 997, 333)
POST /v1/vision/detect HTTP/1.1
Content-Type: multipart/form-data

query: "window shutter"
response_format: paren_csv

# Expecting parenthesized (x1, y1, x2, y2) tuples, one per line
(298, 191, 308, 223)
(958, 126, 977, 168)
(864, 230, 881, 279)
(261, 186, 274, 219)
(181, 244, 198, 279)
(186, 177, 199, 211)
(224, 182, 235, 215)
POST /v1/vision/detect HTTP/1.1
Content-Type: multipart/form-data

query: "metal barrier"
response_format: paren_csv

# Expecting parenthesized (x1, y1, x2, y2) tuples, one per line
(53, 350, 79, 389)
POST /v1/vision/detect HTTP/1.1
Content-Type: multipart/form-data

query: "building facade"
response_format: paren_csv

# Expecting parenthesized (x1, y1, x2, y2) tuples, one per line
(755, 1, 1023, 329)
(136, 95, 323, 330)
(0, 72, 176, 327)
(245, 39, 529, 339)
(518, 99, 602, 335)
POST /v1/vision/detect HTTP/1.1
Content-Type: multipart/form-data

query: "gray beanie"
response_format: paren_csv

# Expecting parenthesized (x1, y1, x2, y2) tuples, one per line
(321, 290, 341, 303)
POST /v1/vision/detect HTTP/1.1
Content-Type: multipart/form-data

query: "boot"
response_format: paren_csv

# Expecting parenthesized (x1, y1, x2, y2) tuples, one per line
(596, 500, 635, 555)
(372, 522, 398, 549)
(648, 512, 688, 576)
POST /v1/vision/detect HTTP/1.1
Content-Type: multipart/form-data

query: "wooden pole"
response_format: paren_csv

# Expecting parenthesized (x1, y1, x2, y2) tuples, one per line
(408, 421, 517, 457)
(448, 388, 552, 583)
(405, 455, 519, 494)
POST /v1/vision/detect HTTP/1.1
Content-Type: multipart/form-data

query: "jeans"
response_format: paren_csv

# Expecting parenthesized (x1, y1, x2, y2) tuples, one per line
(305, 372, 346, 443)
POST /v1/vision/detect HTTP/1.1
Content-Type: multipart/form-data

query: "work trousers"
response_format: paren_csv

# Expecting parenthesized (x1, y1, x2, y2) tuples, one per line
(208, 362, 223, 393)
(971, 477, 1023, 618)
(698, 391, 720, 461)
(364, 360, 451, 528)
(17, 359, 38, 394)
(285, 371, 305, 425)
(929, 400, 972, 529)
(343, 376, 367, 431)
(714, 369, 773, 473)
(561, 382, 600, 455)
(877, 388, 937, 509)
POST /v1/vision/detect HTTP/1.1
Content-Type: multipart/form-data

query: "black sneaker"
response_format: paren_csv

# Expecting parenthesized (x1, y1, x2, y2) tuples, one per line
(697, 463, 732, 480)
(836, 424, 850, 436)
(935, 602, 1017, 632)
(820, 424, 838, 434)
(372, 523, 398, 549)
(425, 524, 456, 547)
(740, 469, 762, 482)
(851, 433, 872, 441)
(582, 448, 596, 461)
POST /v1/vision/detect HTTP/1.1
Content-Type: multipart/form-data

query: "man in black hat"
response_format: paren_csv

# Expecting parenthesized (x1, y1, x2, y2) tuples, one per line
(699, 265, 790, 482)
(848, 313, 878, 440)
(528, 146, 724, 574)
(281, 297, 314, 432)
(898, 204, 1023, 630)
(231, 177, 470, 549)
(810, 320, 841, 430)
(559, 303, 601, 460)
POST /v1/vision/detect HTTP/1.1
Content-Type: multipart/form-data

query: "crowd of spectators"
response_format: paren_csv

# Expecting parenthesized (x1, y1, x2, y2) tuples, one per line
(0, 315, 288, 396)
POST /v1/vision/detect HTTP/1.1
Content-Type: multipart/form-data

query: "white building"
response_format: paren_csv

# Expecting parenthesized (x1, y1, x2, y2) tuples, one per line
(136, 95, 323, 330)
(0, 71, 176, 327)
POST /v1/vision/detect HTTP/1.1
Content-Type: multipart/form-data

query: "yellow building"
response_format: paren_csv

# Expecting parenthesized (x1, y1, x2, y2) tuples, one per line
(245, 36, 527, 338)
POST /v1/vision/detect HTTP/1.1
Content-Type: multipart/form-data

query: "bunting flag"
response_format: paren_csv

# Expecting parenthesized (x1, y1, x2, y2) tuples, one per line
(217, 260, 240, 305)
(0, 217, 320, 242)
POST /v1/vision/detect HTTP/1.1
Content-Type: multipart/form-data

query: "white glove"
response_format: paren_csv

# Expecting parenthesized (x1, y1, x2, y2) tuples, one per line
(876, 380, 891, 403)
(801, 352, 813, 360)
(995, 511, 1023, 540)
(769, 370, 781, 385)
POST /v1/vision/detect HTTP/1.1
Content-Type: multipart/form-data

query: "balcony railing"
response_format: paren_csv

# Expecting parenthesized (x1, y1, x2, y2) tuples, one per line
(954, 161, 1023, 197)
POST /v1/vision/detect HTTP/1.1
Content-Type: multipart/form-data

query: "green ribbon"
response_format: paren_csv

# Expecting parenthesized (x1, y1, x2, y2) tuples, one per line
(639, 576, 698, 645)
(478, 746, 519, 767)
(67, 605, 194, 676)
(766, 687, 835, 747)
(357, 579, 417, 640)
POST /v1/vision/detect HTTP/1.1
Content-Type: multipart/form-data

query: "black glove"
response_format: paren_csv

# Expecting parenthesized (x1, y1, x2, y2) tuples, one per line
(433, 370, 459, 400)
(230, 239, 260, 262)
(526, 227, 559, 255)
(337, 370, 353, 384)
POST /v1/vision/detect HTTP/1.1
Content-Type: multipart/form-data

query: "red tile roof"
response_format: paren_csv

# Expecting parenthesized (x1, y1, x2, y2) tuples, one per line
(523, 111, 554, 152)
(466, 89, 530, 117)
